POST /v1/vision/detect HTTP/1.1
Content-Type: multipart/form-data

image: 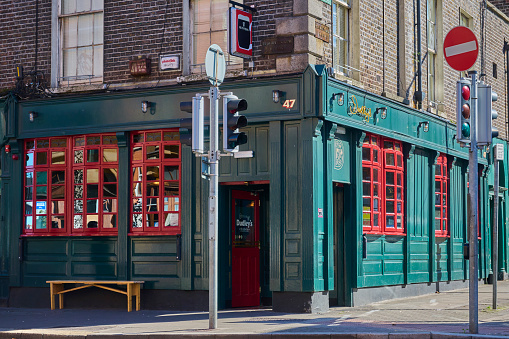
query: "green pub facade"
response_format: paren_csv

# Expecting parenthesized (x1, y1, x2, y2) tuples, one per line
(0, 65, 506, 312)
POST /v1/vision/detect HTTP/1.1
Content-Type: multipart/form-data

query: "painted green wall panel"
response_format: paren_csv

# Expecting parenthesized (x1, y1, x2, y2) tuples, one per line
(383, 261, 404, 274)
(25, 239, 68, 256)
(363, 261, 382, 275)
(71, 240, 117, 257)
(131, 239, 177, 256)
(132, 262, 178, 277)
(24, 262, 67, 276)
(71, 262, 117, 277)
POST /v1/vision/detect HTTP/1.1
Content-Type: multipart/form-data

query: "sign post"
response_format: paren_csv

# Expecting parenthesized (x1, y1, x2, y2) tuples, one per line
(444, 26, 479, 335)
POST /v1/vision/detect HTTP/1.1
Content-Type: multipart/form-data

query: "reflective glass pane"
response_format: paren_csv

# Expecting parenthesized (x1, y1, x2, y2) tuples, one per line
(371, 136, 378, 145)
(397, 155, 402, 167)
(435, 218, 441, 231)
(132, 167, 142, 182)
(35, 201, 47, 214)
(443, 219, 446, 231)
(386, 215, 394, 228)
(146, 198, 159, 212)
(74, 137, 85, 147)
(74, 169, 84, 184)
(146, 166, 159, 180)
(435, 180, 441, 192)
(133, 198, 142, 212)
(51, 185, 65, 199)
(25, 187, 33, 200)
(146, 213, 159, 228)
(26, 140, 35, 150)
(36, 186, 47, 199)
(26, 153, 34, 167)
(103, 214, 116, 228)
(103, 199, 117, 212)
(164, 145, 180, 159)
(51, 215, 65, 229)
(74, 185, 83, 199)
(102, 135, 117, 145)
(26, 172, 34, 185)
(163, 182, 179, 196)
(86, 199, 98, 213)
(397, 173, 402, 186)
(87, 149, 99, 162)
(395, 143, 401, 151)
(25, 202, 33, 214)
(362, 167, 370, 181)
(374, 185, 379, 197)
(163, 197, 179, 212)
(363, 212, 371, 226)
(146, 132, 161, 141)
(51, 151, 65, 165)
(397, 202, 402, 213)
(443, 194, 446, 205)
(362, 148, 370, 161)
(52, 171, 65, 184)
(163, 213, 179, 226)
(36, 152, 47, 165)
(37, 139, 49, 148)
(25, 216, 33, 230)
(442, 181, 446, 193)
(386, 201, 394, 213)
(87, 184, 98, 198)
(373, 149, 378, 163)
(86, 169, 99, 183)
(435, 206, 441, 218)
(36, 216, 47, 229)
(374, 213, 379, 226)
(103, 184, 117, 197)
(397, 216, 402, 228)
(435, 164, 441, 176)
(374, 199, 379, 211)
(146, 145, 160, 160)
(164, 166, 179, 180)
(386, 172, 394, 185)
(103, 149, 117, 162)
(103, 168, 118, 182)
(132, 147, 143, 161)
(74, 215, 83, 229)
(435, 193, 441, 205)
(133, 134, 144, 143)
(397, 187, 402, 199)
(74, 200, 83, 213)
(146, 183, 159, 196)
(36, 171, 47, 185)
(163, 131, 179, 141)
(384, 141, 393, 149)
(133, 184, 142, 198)
(386, 153, 395, 166)
(363, 198, 371, 209)
(373, 169, 379, 182)
(74, 150, 84, 163)
(86, 215, 98, 228)
(386, 186, 394, 199)
(132, 214, 143, 228)
(363, 183, 371, 196)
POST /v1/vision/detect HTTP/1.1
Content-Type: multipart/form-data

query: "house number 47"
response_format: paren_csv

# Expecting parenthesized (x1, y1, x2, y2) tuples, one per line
(282, 99, 296, 109)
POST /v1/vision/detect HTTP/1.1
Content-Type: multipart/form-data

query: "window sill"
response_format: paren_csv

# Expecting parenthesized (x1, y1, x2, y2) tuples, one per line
(128, 232, 180, 236)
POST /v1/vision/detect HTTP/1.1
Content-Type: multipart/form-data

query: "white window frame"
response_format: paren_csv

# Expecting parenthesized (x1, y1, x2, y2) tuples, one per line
(51, 0, 104, 88)
(427, 0, 437, 104)
(332, 0, 350, 76)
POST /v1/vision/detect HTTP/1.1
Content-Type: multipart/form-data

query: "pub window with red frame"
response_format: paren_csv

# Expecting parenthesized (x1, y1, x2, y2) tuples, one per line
(362, 134, 405, 234)
(131, 130, 181, 235)
(23, 134, 119, 235)
(434, 153, 449, 237)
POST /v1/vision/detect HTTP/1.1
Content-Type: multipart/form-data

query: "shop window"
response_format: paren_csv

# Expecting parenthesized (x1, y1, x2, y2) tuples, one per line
(23, 134, 118, 236)
(434, 153, 449, 237)
(131, 130, 181, 235)
(362, 134, 404, 234)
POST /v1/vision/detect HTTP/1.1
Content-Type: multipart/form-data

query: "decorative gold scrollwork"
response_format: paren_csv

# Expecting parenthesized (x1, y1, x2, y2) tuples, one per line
(348, 95, 371, 124)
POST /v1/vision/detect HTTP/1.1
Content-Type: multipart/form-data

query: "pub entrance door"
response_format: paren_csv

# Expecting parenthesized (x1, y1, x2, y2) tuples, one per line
(231, 190, 260, 307)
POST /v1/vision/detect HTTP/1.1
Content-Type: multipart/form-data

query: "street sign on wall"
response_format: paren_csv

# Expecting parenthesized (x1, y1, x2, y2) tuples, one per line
(443, 26, 479, 71)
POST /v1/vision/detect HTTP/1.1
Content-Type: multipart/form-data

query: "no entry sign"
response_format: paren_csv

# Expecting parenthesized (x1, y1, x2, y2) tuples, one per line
(443, 26, 478, 71)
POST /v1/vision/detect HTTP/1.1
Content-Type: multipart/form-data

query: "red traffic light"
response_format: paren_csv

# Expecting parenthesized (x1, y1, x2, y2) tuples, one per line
(462, 86, 470, 100)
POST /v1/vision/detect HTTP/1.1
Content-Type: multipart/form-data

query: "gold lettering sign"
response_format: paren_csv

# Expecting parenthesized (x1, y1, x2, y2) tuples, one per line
(348, 95, 371, 123)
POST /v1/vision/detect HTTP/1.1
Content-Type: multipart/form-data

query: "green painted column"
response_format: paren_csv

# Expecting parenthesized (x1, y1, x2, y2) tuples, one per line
(116, 132, 129, 280)
(269, 121, 282, 292)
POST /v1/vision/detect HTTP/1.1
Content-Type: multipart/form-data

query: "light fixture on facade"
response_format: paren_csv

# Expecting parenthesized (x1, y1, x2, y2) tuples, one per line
(141, 101, 150, 113)
(4, 145, 10, 153)
(419, 121, 429, 133)
(376, 107, 387, 119)
(29, 111, 38, 122)
(272, 90, 285, 103)
(332, 93, 344, 106)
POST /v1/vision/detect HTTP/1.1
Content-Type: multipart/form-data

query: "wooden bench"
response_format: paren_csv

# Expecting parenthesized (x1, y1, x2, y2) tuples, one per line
(47, 280, 144, 312)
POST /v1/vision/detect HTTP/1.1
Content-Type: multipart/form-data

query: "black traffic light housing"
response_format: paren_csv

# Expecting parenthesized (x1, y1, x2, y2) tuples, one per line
(179, 97, 204, 152)
(456, 78, 471, 145)
(223, 95, 248, 152)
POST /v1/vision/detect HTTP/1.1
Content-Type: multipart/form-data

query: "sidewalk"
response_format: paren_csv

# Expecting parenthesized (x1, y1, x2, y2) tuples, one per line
(1, 281, 509, 338)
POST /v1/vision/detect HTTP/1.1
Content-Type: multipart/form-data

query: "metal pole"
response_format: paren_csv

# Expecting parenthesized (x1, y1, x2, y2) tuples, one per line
(493, 152, 500, 309)
(208, 86, 219, 329)
(468, 70, 479, 334)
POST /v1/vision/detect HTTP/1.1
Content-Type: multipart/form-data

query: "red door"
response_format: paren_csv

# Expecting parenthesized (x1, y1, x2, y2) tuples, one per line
(231, 190, 260, 308)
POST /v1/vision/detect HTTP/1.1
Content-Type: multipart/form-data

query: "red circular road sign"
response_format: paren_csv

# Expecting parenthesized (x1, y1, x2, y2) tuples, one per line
(443, 26, 479, 71)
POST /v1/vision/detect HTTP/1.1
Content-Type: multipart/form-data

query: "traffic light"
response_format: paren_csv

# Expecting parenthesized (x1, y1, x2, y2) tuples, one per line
(179, 96, 204, 153)
(477, 83, 498, 146)
(223, 95, 248, 152)
(456, 78, 472, 144)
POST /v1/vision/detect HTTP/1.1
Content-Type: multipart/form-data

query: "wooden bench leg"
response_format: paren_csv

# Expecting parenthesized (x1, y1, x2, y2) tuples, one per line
(50, 283, 64, 310)
(135, 283, 141, 311)
(49, 283, 55, 310)
(127, 283, 133, 312)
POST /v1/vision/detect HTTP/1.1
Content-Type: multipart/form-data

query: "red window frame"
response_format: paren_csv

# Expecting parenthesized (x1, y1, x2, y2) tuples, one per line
(71, 135, 119, 236)
(362, 134, 405, 234)
(24, 138, 68, 235)
(130, 129, 181, 235)
(23, 134, 119, 236)
(434, 153, 449, 237)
